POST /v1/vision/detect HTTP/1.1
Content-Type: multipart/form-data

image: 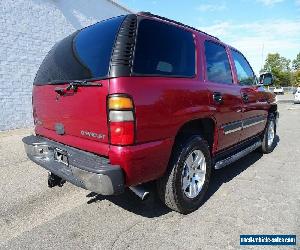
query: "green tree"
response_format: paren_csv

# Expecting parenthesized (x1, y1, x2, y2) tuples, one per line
(263, 53, 292, 86)
(292, 70, 300, 87)
(292, 52, 300, 71)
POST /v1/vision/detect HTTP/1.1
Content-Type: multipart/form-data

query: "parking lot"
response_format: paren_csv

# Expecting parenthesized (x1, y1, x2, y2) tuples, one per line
(0, 100, 299, 249)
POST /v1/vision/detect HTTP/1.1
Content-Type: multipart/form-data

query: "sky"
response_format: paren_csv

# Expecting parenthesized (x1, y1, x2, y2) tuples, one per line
(118, 0, 300, 74)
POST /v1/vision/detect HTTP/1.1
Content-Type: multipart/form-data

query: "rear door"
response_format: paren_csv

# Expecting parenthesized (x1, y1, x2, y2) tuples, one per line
(203, 40, 243, 151)
(230, 49, 268, 141)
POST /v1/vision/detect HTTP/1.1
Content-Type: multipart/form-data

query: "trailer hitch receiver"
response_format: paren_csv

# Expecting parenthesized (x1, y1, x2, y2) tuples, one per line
(48, 172, 66, 188)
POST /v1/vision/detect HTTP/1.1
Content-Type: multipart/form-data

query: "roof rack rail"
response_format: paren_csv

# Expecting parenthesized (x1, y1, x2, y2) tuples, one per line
(137, 11, 220, 41)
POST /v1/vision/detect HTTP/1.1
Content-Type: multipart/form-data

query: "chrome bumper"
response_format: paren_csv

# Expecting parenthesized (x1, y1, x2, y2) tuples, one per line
(22, 135, 124, 195)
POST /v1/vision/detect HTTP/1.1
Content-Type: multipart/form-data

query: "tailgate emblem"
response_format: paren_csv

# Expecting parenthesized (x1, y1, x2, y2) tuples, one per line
(80, 130, 106, 140)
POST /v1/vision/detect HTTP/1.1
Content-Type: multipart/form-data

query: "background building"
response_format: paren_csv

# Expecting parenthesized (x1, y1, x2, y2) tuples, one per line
(0, 0, 131, 131)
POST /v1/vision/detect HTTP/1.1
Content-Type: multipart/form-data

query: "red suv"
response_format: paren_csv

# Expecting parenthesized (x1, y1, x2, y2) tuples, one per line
(23, 12, 278, 214)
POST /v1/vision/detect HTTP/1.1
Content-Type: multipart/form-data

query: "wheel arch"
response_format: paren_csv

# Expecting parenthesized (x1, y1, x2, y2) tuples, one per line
(173, 117, 217, 154)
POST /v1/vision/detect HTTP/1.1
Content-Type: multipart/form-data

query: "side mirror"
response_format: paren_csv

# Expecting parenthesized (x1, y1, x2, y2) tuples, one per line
(259, 72, 273, 86)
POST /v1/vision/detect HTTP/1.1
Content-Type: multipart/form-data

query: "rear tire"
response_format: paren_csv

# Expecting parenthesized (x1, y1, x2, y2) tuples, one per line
(157, 135, 211, 214)
(260, 114, 276, 154)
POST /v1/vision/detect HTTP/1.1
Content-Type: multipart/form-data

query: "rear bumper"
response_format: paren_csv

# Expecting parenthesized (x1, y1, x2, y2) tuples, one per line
(22, 135, 124, 195)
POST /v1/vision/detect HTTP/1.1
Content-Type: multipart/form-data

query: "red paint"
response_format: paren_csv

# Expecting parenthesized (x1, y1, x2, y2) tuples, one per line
(33, 79, 109, 145)
(108, 138, 174, 186)
(33, 16, 276, 186)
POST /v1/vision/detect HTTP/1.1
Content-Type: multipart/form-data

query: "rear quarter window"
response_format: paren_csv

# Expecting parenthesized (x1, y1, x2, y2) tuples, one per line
(133, 19, 195, 77)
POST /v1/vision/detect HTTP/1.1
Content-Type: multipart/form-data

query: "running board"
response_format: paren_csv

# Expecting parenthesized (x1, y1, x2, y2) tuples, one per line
(214, 141, 262, 169)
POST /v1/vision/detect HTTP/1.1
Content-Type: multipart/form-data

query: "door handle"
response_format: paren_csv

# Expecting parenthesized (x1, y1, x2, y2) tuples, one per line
(213, 92, 223, 104)
(242, 93, 249, 103)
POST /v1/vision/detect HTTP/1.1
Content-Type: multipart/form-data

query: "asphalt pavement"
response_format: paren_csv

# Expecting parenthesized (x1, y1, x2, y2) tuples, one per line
(0, 101, 299, 250)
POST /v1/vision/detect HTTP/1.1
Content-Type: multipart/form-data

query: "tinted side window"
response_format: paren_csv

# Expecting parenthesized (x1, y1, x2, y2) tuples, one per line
(133, 19, 195, 77)
(204, 41, 232, 84)
(34, 16, 125, 84)
(231, 50, 255, 85)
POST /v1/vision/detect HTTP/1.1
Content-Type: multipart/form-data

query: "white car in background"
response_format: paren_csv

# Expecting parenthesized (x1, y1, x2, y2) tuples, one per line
(294, 88, 300, 104)
(273, 87, 284, 95)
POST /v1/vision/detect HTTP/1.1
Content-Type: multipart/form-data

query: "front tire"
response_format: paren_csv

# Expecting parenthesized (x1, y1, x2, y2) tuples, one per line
(260, 114, 276, 153)
(157, 135, 211, 214)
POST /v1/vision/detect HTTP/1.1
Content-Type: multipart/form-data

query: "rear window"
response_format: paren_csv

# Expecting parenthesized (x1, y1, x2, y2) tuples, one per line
(133, 19, 195, 77)
(34, 15, 125, 85)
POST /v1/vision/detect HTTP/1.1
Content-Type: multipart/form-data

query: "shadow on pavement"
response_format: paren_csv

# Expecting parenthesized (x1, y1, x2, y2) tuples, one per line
(204, 152, 263, 203)
(204, 135, 280, 203)
(86, 136, 280, 218)
(86, 182, 171, 218)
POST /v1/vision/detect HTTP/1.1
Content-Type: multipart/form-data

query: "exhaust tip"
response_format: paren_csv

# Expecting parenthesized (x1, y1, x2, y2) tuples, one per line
(129, 186, 150, 200)
(141, 191, 150, 200)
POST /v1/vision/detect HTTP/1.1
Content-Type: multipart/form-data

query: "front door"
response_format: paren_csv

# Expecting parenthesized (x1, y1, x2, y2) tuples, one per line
(230, 49, 268, 142)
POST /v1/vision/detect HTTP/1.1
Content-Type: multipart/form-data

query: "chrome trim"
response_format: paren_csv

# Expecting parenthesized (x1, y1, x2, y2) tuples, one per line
(222, 115, 266, 135)
(242, 119, 265, 129)
(22, 135, 124, 195)
(214, 141, 262, 169)
(222, 120, 243, 135)
(224, 126, 242, 135)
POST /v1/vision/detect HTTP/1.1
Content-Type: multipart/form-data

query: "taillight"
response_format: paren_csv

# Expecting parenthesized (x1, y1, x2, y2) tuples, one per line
(108, 95, 135, 145)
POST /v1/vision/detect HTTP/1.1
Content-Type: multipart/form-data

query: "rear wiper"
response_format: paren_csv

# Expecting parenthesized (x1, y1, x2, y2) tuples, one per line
(55, 80, 102, 95)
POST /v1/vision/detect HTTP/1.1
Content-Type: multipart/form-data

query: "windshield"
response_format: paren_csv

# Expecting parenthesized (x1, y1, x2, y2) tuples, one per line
(34, 15, 125, 85)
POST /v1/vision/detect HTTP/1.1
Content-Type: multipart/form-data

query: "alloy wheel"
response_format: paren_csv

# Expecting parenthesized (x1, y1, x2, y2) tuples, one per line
(181, 150, 206, 199)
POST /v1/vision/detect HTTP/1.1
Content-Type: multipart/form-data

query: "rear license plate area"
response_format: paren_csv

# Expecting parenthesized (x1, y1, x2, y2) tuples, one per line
(54, 148, 69, 166)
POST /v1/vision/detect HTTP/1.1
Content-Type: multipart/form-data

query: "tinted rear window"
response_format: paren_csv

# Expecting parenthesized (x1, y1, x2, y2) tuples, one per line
(34, 16, 125, 84)
(133, 19, 195, 77)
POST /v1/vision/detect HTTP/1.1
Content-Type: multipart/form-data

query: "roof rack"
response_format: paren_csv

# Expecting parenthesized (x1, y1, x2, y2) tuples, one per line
(137, 12, 220, 41)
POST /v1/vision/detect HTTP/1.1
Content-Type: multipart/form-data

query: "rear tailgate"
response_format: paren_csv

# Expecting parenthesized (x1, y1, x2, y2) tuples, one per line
(34, 80, 110, 156)
(31, 16, 128, 156)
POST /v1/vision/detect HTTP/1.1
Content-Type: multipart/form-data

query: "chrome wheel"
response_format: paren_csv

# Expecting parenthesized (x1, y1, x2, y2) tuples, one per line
(181, 150, 206, 199)
(267, 121, 275, 147)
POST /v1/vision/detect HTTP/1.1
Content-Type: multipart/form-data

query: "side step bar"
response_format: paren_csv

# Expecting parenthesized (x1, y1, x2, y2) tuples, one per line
(214, 141, 262, 169)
